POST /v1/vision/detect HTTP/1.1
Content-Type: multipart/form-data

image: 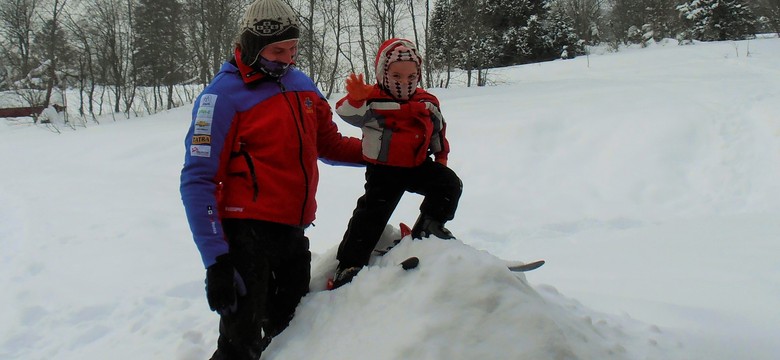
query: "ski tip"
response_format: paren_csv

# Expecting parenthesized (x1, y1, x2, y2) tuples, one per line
(507, 259, 545, 272)
(400, 256, 419, 270)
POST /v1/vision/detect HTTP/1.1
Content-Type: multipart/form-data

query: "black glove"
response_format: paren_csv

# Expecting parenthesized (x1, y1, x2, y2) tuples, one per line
(206, 254, 247, 316)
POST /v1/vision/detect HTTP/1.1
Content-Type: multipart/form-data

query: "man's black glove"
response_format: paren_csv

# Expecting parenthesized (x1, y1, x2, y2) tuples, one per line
(205, 254, 247, 316)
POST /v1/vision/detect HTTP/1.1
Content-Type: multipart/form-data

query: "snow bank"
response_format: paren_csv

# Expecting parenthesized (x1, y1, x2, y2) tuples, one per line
(264, 227, 676, 360)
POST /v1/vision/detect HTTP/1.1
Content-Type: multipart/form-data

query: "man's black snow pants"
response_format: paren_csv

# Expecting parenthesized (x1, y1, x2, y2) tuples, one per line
(213, 219, 310, 360)
(336, 158, 462, 269)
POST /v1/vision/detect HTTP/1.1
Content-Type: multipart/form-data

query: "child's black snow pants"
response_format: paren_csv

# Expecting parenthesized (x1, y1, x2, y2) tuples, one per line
(336, 158, 462, 269)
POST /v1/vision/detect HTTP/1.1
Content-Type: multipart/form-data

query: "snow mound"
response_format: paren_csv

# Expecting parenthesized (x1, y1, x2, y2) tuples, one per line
(263, 226, 678, 360)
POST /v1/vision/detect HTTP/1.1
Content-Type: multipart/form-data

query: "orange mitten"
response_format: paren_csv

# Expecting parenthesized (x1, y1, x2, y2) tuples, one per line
(345, 73, 373, 102)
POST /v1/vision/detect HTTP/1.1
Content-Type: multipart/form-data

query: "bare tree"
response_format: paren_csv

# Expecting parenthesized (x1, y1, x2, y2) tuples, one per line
(36, 0, 69, 109)
(323, 0, 344, 98)
(82, 0, 134, 115)
(62, 10, 97, 120)
(306, 0, 315, 78)
(0, 0, 39, 79)
(555, 0, 606, 45)
(422, 0, 432, 88)
(354, 0, 370, 76)
(407, 0, 420, 49)
(182, 0, 247, 85)
(369, 0, 400, 42)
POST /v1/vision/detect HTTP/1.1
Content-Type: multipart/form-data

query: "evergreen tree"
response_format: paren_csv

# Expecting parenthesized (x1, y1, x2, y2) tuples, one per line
(547, 9, 584, 59)
(31, 17, 75, 93)
(429, 0, 581, 73)
(459, 0, 503, 71)
(609, 0, 681, 45)
(496, 0, 536, 64)
(515, 1, 582, 64)
(677, 0, 757, 41)
(428, 0, 456, 86)
(643, 0, 681, 42)
(519, 14, 547, 62)
(609, 0, 640, 43)
(755, 0, 780, 35)
(133, 0, 187, 88)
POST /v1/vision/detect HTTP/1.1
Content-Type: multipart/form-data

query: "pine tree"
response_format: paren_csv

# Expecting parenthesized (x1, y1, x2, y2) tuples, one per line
(677, 0, 757, 41)
(31, 17, 74, 99)
(133, 0, 187, 86)
(753, 0, 780, 34)
(133, 0, 188, 109)
(428, 0, 456, 86)
(547, 9, 583, 59)
(609, 0, 681, 45)
(428, 0, 582, 80)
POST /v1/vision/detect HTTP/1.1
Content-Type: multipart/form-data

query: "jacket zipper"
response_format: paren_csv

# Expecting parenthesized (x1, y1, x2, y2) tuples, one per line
(279, 79, 310, 225)
(231, 140, 259, 201)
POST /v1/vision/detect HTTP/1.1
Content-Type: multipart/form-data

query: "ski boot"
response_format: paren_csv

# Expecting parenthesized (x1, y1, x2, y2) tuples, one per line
(411, 214, 454, 240)
(330, 266, 362, 289)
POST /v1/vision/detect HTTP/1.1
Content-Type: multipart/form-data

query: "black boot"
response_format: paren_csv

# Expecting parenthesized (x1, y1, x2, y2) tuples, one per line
(331, 266, 362, 289)
(210, 330, 266, 360)
(411, 214, 454, 240)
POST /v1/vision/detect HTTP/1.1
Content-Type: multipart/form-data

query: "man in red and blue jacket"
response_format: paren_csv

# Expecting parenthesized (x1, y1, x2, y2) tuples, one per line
(180, 1, 362, 358)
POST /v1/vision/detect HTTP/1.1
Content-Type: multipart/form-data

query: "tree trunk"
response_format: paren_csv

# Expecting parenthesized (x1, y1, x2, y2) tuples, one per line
(167, 83, 174, 109)
(43, 0, 66, 109)
(357, 0, 370, 76)
(326, 0, 343, 99)
(408, 0, 422, 85)
(424, 0, 432, 88)
(308, 0, 315, 79)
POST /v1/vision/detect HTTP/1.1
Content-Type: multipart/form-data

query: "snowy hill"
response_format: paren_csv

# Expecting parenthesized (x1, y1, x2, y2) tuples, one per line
(1, 37, 779, 359)
(264, 228, 676, 359)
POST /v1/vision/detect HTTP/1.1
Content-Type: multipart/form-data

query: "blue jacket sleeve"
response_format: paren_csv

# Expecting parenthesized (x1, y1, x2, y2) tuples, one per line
(180, 91, 236, 268)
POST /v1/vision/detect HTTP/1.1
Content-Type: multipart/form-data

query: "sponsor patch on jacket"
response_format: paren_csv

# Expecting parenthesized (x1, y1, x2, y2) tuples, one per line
(197, 107, 214, 118)
(192, 135, 211, 145)
(194, 95, 217, 135)
(200, 94, 217, 108)
(190, 145, 211, 157)
(194, 118, 212, 135)
(304, 97, 314, 113)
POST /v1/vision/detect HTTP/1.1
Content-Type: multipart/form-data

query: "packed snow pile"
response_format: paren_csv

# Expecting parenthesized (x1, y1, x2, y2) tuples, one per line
(260, 226, 676, 360)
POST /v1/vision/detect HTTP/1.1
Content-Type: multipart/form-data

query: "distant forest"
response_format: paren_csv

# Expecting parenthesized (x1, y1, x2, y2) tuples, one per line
(1, 0, 777, 118)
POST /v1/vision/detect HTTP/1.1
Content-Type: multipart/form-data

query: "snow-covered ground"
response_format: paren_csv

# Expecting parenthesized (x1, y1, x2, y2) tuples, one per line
(2, 37, 779, 359)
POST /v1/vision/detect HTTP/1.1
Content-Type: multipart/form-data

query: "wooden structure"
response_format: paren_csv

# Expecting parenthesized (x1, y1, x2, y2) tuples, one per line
(0, 104, 65, 119)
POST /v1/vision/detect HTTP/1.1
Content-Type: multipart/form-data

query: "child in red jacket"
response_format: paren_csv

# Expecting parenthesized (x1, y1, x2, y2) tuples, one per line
(332, 38, 463, 288)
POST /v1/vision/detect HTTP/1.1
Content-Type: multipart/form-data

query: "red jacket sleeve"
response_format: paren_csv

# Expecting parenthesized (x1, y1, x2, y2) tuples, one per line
(315, 97, 364, 164)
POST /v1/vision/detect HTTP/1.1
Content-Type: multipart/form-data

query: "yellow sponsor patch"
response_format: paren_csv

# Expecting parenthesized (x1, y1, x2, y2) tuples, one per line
(192, 135, 211, 145)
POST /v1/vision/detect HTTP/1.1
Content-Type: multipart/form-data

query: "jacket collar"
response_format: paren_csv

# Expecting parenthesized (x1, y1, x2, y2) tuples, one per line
(234, 47, 266, 84)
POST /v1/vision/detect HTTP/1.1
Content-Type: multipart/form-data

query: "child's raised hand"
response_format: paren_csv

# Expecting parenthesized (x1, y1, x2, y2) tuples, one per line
(345, 73, 373, 101)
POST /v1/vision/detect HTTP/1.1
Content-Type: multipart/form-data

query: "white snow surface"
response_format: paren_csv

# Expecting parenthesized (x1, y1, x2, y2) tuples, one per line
(2, 38, 779, 359)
